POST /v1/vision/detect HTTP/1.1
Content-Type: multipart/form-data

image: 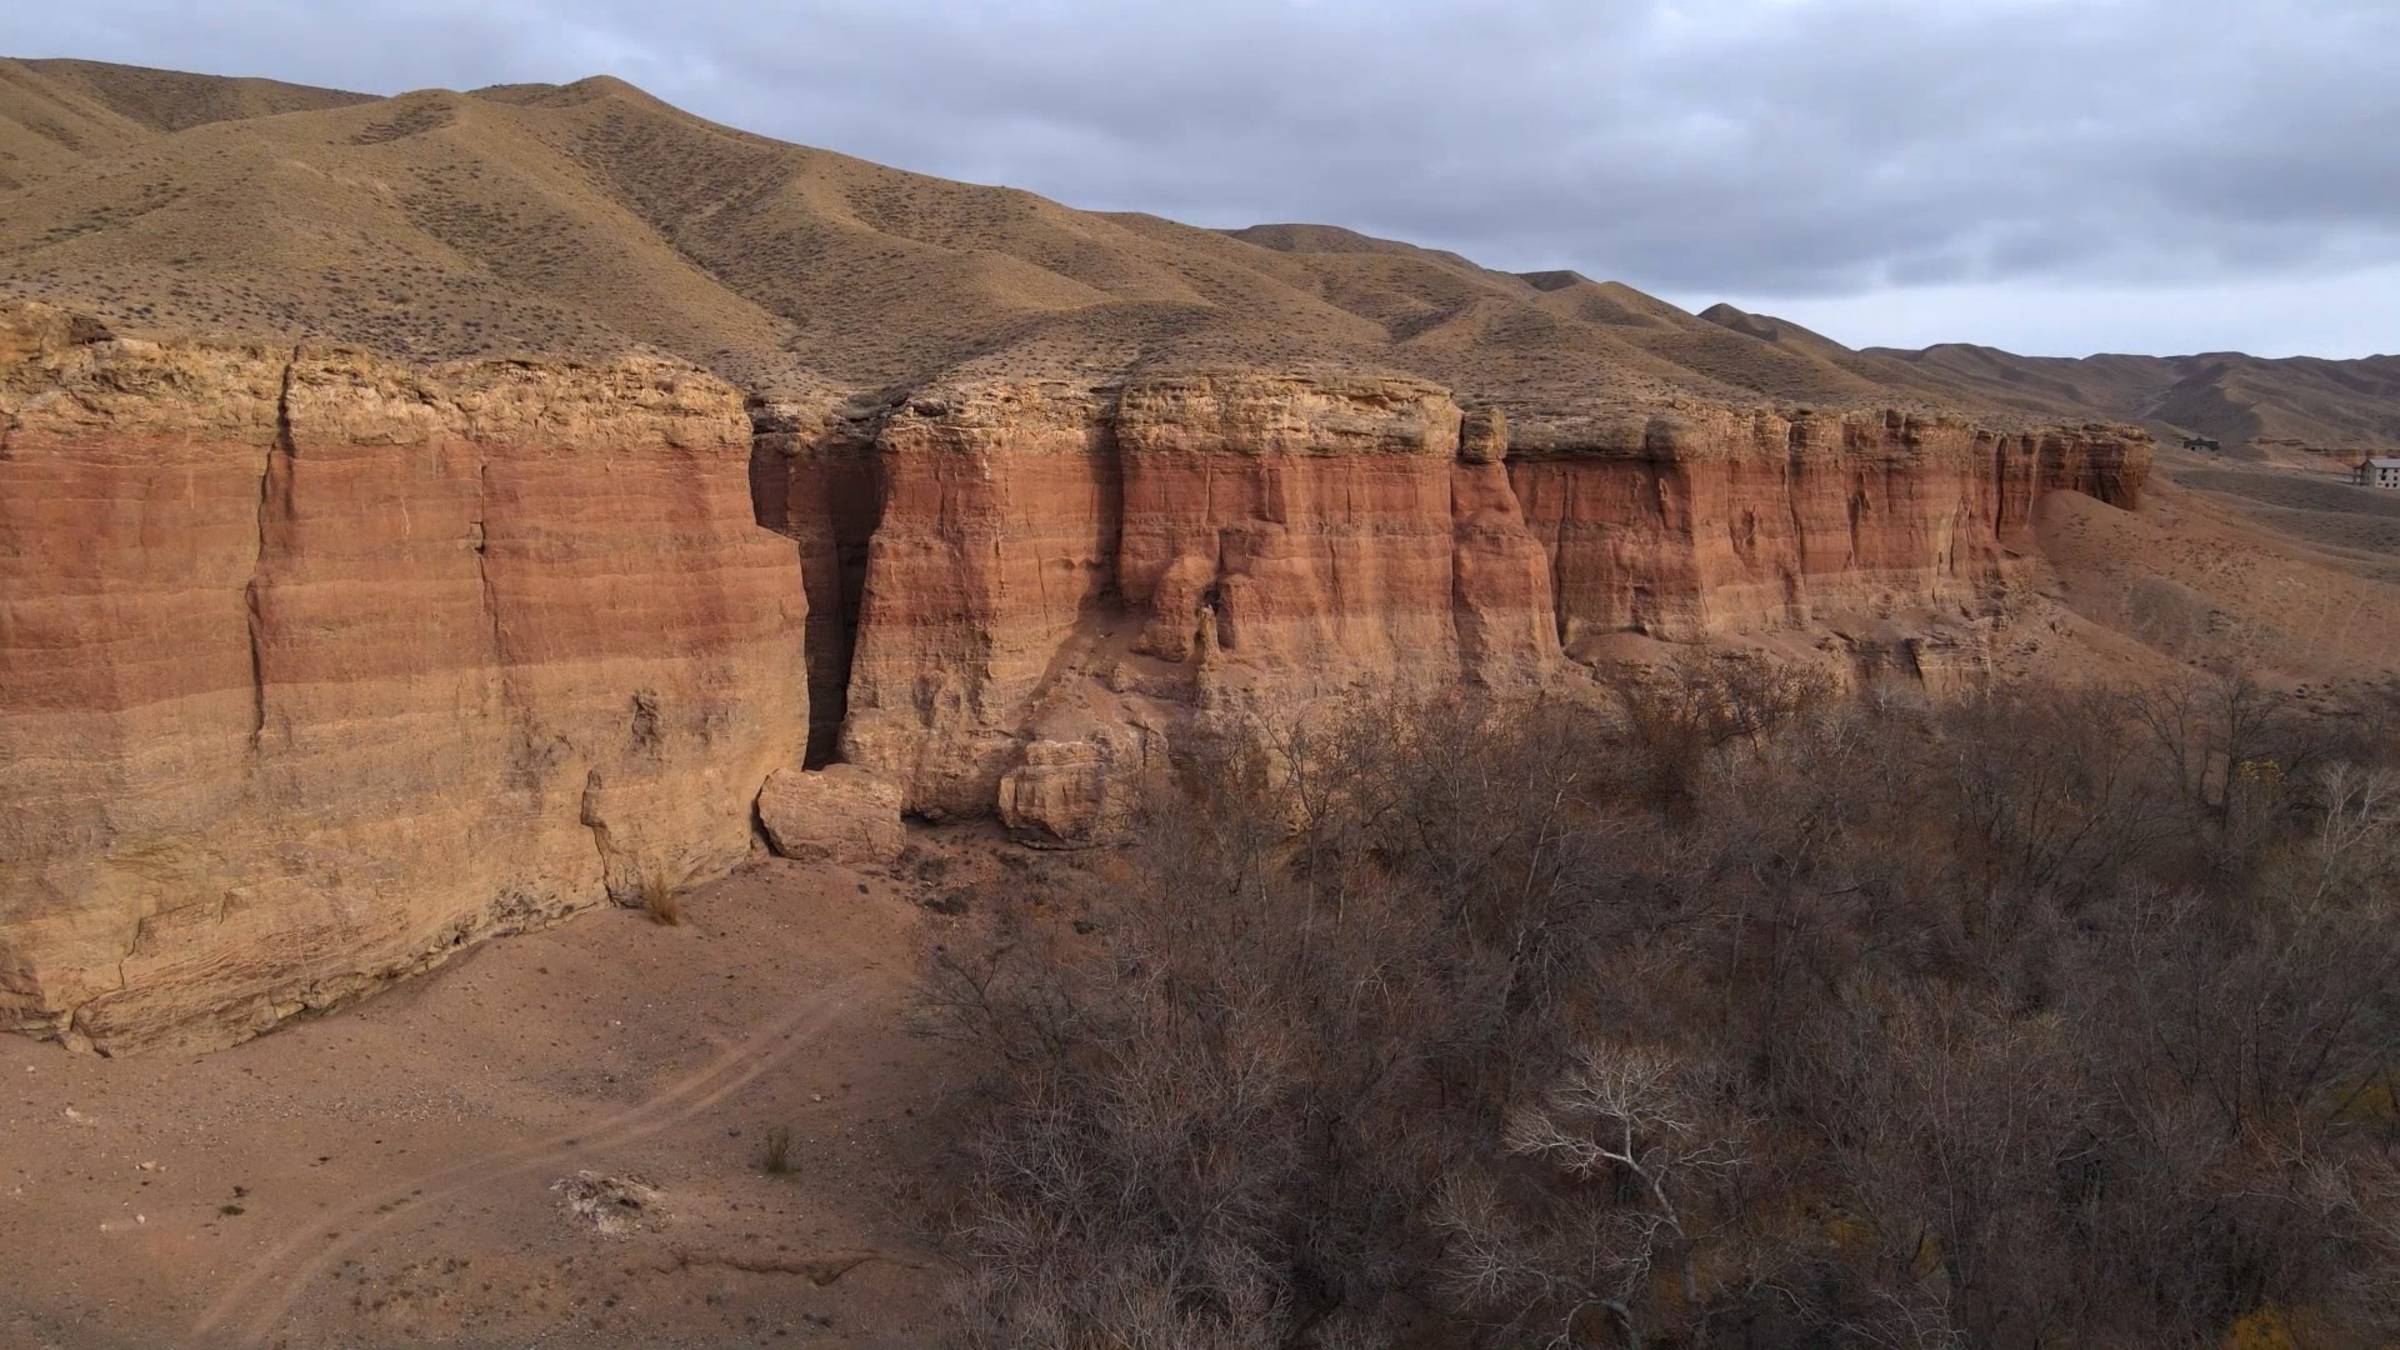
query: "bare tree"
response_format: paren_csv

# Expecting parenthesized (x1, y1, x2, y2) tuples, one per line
(1438, 1044, 1747, 1348)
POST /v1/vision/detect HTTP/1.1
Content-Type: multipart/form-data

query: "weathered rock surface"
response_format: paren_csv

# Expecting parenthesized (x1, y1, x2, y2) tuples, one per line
(836, 383, 1120, 819)
(0, 303, 808, 1052)
(750, 395, 879, 765)
(995, 726, 1160, 849)
(1116, 372, 1465, 671)
(756, 764, 906, 866)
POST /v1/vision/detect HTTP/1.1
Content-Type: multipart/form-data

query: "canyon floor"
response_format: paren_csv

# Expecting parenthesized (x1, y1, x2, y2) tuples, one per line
(0, 830, 1053, 1349)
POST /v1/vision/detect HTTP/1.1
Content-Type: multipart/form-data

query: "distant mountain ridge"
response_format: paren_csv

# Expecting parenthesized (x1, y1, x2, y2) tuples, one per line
(1698, 302, 2400, 455)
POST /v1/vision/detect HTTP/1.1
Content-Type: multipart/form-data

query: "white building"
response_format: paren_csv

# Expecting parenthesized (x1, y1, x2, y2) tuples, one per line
(2357, 458, 2400, 488)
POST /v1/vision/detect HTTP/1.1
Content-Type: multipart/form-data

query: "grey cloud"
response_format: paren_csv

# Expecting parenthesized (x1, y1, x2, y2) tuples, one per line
(6, 0, 2396, 355)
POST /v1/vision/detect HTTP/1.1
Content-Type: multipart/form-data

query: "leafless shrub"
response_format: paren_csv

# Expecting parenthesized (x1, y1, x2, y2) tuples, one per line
(926, 664, 2400, 1348)
(1605, 652, 1836, 811)
(1436, 1043, 1749, 1347)
(2124, 666, 2315, 878)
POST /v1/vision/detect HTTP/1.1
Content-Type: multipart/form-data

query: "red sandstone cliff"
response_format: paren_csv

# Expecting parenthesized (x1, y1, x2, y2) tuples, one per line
(765, 373, 2150, 820)
(3, 302, 2151, 1050)
(0, 304, 808, 1050)
(1505, 406, 2148, 655)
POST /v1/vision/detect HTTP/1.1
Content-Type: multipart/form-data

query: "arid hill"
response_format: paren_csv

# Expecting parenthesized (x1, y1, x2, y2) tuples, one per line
(0, 57, 2071, 428)
(3, 54, 2397, 1350)
(9, 58, 2394, 449)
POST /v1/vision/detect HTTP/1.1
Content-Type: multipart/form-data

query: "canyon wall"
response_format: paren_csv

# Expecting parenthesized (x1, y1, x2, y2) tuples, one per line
(1504, 407, 2150, 657)
(2, 303, 2151, 1050)
(781, 375, 2151, 817)
(836, 384, 1123, 819)
(750, 396, 877, 765)
(0, 306, 808, 1052)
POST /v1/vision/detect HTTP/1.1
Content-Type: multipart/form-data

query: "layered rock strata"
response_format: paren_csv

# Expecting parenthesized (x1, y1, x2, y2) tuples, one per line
(750, 396, 878, 765)
(3, 301, 2152, 1051)
(997, 724, 1165, 849)
(833, 384, 1122, 819)
(795, 376, 2149, 815)
(1504, 407, 2149, 657)
(1, 306, 807, 1051)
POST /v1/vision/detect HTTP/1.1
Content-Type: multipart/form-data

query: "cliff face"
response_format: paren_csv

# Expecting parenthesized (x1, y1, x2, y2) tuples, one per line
(787, 374, 1576, 815)
(1116, 373, 1469, 671)
(782, 377, 2150, 816)
(1505, 408, 2150, 655)
(1, 303, 2152, 1051)
(750, 397, 878, 765)
(0, 306, 808, 1051)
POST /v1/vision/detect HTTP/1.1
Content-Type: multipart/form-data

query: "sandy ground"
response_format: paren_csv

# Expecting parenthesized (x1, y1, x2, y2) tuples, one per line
(0, 833, 1014, 1349)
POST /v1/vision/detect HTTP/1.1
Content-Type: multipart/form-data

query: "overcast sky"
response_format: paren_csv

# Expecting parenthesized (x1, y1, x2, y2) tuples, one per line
(9, 1, 2396, 358)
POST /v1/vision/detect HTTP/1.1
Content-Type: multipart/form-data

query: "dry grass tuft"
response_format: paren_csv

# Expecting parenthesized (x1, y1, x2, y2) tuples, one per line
(639, 872, 682, 927)
(759, 1125, 795, 1176)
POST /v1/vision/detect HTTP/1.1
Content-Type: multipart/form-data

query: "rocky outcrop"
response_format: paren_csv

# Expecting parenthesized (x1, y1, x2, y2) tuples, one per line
(0, 304, 807, 1052)
(1451, 408, 1563, 684)
(996, 725, 1161, 849)
(756, 764, 906, 866)
(835, 383, 1121, 819)
(1116, 372, 1465, 671)
(819, 373, 1576, 814)
(750, 395, 879, 765)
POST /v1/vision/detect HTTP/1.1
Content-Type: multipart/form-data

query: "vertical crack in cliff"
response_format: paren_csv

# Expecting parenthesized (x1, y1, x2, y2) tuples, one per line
(1845, 482, 1870, 572)
(749, 401, 879, 766)
(1991, 435, 2015, 538)
(1446, 465, 1467, 656)
(474, 459, 505, 664)
(473, 454, 549, 852)
(1325, 477, 1349, 660)
(1783, 429, 1813, 622)
(1517, 469, 1571, 649)
(243, 349, 300, 751)
(1023, 531, 1050, 630)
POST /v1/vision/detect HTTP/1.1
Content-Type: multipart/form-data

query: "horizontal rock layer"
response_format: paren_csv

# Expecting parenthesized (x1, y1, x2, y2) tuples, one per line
(1, 305, 807, 1051)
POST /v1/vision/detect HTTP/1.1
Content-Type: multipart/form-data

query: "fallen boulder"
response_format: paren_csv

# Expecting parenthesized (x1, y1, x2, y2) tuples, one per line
(996, 728, 1155, 849)
(756, 764, 907, 866)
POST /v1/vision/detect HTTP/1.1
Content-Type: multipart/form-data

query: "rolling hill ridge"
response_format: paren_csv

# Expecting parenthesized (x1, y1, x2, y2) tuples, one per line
(6, 58, 2394, 452)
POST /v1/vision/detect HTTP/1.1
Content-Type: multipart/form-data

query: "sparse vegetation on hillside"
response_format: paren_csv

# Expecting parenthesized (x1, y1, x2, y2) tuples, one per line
(925, 666, 2400, 1348)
